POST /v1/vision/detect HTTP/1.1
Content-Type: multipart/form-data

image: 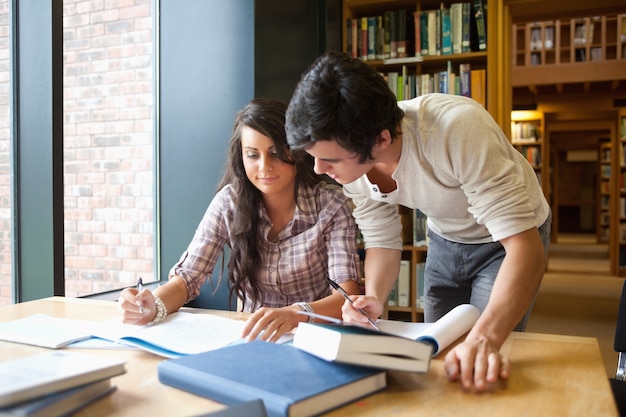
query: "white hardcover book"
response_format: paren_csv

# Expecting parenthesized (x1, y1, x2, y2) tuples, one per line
(0, 351, 125, 408)
(397, 260, 411, 307)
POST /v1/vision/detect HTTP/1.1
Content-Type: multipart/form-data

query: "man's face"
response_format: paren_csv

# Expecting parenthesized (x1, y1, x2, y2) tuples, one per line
(305, 140, 373, 185)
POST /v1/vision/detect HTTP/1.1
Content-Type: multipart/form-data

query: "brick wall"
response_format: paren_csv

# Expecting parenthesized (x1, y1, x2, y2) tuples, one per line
(63, 0, 155, 296)
(0, 0, 155, 305)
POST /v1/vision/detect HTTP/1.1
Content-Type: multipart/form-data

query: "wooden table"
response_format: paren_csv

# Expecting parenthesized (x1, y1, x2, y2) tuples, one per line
(0, 297, 619, 416)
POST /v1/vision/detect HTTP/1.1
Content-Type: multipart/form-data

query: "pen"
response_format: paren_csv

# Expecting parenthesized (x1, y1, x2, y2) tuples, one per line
(136, 277, 144, 314)
(324, 277, 380, 330)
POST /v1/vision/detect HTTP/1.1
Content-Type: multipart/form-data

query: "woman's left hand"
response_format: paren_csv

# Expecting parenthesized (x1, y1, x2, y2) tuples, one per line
(241, 306, 304, 343)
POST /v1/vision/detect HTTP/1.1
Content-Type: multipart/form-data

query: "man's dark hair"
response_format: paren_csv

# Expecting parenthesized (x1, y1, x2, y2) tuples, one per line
(286, 51, 404, 163)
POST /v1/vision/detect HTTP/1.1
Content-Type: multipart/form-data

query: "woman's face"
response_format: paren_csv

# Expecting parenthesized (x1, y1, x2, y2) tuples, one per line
(241, 126, 296, 197)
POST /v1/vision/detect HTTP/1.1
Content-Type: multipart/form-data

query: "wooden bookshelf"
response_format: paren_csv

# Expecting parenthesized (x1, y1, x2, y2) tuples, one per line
(512, 13, 626, 86)
(598, 138, 612, 244)
(617, 110, 626, 276)
(510, 110, 548, 197)
(342, 0, 504, 126)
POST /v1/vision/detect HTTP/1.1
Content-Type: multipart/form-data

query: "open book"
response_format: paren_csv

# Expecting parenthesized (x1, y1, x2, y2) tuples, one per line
(0, 312, 250, 358)
(292, 304, 480, 372)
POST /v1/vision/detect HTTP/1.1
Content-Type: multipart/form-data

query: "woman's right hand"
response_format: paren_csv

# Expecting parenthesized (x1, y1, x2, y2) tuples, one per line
(118, 287, 157, 325)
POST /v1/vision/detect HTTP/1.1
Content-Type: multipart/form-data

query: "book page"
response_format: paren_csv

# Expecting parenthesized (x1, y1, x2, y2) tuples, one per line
(0, 314, 92, 349)
(376, 320, 431, 339)
(88, 312, 247, 357)
(378, 304, 480, 355)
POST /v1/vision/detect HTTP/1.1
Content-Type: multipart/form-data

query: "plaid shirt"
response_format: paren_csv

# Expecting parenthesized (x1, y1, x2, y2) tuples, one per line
(170, 182, 360, 312)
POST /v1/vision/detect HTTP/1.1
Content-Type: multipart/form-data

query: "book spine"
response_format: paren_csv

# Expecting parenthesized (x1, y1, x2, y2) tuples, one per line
(386, 71, 398, 99)
(420, 11, 429, 56)
(367, 16, 376, 60)
(461, 2, 471, 53)
(427, 10, 439, 56)
(346, 18, 352, 58)
(415, 262, 426, 308)
(441, 5, 451, 55)
(396, 9, 407, 58)
(472, 0, 487, 51)
(438, 70, 448, 94)
(383, 11, 392, 59)
(376, 15, 384, 60)
(435, 9, 441, 55)
(389, 10, 397, 58)
(351, 18, 358, 58)
(413, 11, 421, 56)
(388, 281, 398, 306)
(470, 68, 486, 107)
(397, 260, 410, 307)
(450, 3, 462, 55)
(361, 17, 368, 60)
(459, 63, 471, 97)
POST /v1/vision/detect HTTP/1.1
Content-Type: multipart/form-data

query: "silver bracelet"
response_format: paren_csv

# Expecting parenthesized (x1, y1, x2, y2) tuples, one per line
(293, 302, 315, 323)
(148, 295, 168, 325)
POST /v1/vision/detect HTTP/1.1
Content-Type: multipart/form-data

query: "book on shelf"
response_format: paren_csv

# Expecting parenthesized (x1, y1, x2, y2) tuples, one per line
(387, 280, 398, 306)
(415, 262, 426, 308)
(292, 304, 480, 372)
(397, 260, 411, 307)
(472, 0, 487, 51)
(348, 9, 415, 62)
(412, 10, 421, 56)
(348, 19, 360, 58)
(450, 2, 463, 55)
(361, 17, 369, 61)
(396, 9, 408, 58)
(418, 11, 429, 56)
(440, 5, 452, 55)
(389, 9, 398, 58)
(0, 311, 260, 358)
(470, 68, 486, 107)
(459, 63, 471, 97)
(427, 9, 440, 55)
(0, 351, 125, 408)
(413, 209, 428, 246)
(367, 16, 377, 60)
(461, 2, 471, 52)
(383, 11, 392, 59)
(157, 340, 386, 417)
(0, 379, 115, 417)
(413, 2, 476, 58)
(376, 15, 384, 60)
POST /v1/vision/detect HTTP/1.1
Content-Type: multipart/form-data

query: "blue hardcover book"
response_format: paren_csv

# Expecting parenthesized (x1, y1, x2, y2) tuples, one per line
(440, 6, 452, 55)
(157, 340, 386, 417)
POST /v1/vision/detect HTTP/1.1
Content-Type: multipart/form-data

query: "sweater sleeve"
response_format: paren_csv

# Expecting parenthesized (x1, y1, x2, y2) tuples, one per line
(422, 96, 539, 241)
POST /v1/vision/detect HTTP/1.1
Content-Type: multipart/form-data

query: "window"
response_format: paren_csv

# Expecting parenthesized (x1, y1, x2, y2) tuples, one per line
(0, 0, 10, 306)
(2, 0, 253, 304)
(62, 0, 156, 296)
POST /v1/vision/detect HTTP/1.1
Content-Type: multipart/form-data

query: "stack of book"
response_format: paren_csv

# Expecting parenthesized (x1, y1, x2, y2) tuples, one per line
(0, 351, 125, 417)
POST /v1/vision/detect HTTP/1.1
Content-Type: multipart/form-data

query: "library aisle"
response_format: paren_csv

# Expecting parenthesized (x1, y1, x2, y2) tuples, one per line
(527, 234, 624, 378)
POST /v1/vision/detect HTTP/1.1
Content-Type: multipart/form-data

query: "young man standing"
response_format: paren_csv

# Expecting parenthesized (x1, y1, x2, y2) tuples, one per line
(286, 52, 551, 392)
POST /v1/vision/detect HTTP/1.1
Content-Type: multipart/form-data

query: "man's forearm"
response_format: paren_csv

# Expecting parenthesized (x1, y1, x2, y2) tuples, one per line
(468, 228, 546, 349)
(363, 247, 403, 303)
